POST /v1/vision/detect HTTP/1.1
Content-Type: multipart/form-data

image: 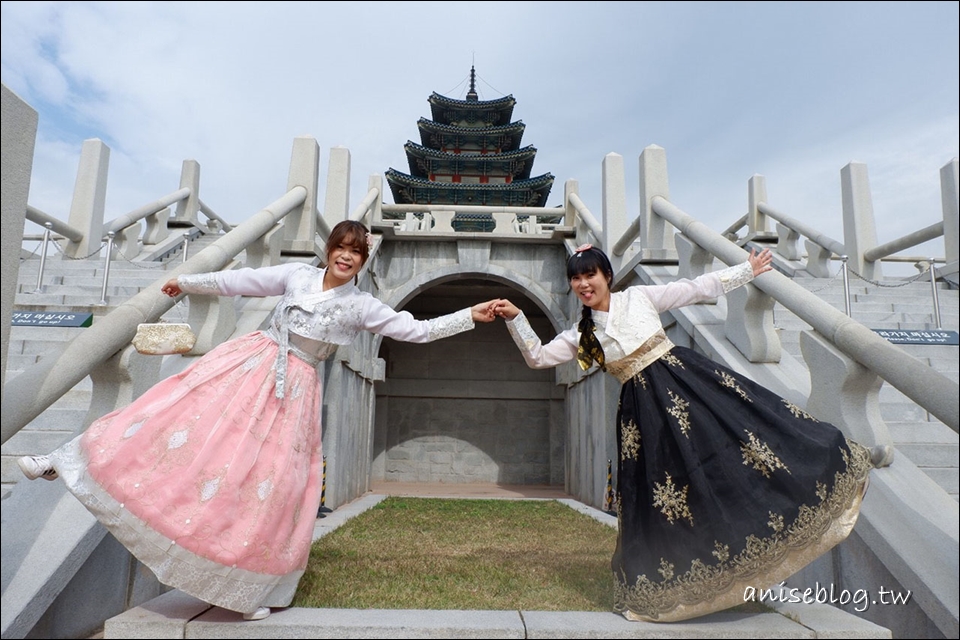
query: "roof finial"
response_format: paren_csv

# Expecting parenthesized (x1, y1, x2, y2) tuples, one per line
(466, 65, 478, 102)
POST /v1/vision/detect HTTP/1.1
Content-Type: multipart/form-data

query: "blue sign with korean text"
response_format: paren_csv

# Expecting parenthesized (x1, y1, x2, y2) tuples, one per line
(11, 312, 94, 328)
(872, 329, 959, 345)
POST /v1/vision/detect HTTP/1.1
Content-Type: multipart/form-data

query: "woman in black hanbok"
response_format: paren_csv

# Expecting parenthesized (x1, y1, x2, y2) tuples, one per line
(493, 245, 877, 622)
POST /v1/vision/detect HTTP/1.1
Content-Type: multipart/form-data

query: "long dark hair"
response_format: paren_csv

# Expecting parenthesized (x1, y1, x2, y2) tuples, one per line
(325, 220, 370, 268)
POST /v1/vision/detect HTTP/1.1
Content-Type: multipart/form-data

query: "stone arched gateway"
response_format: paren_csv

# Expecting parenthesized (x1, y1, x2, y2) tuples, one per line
(368, 239, 573, 488)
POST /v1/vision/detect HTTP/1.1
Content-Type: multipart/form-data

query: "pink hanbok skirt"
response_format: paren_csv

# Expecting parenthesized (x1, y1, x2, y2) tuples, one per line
(51, 331, 324, 615)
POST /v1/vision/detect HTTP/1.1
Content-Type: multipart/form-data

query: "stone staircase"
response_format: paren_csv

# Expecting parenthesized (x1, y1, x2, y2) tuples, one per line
(772, 274, 959, 500)
(1, 238, 217, 497)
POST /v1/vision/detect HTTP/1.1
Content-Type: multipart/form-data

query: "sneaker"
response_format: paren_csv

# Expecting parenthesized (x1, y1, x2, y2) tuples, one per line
(242, 607, 270, 621)
(18, 455, 59, 481)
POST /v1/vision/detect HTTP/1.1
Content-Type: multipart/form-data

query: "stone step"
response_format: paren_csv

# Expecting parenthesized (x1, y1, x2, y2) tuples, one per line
(888, 421, 960, 444)
(896, 443, 960, 467)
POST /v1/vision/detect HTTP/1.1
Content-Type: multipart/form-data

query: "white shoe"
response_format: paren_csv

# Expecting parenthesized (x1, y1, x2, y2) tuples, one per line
(869, 445, 894, 468)
(18, 455, 58, 481)
(243, 607, 270, 621)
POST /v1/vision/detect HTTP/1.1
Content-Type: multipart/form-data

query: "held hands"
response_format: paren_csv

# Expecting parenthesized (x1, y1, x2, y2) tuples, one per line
(749, 248, 773, 277)
(471, 299, 502, 323)
(493, 299, 520, 320)
(161, 278, 182, 298)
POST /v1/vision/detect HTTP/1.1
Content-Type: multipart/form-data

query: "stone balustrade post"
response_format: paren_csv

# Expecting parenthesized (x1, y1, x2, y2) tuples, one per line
(674, 234, 717, 305)
(776, 222, 801, 261)
(800, 330, 892, 449)
(942, 157, 959, 266)
(142, 207, 171, 245)
(804, 240, 833, 278)
(323, 146, 351, 232)
(244, 223, 284, 269)
(725, 283, 781, 363)
(64, 139, 109, 259)
(747, 174, 769, 237)
(841, 162, 881, 281)
(112, 222, 142, 260)
(564, 179, 580, 242)
(492, 212, 515, 233)
(186, 264, 239, 354)
(638, 144, 672, 259)
(85, 346, 163, 431)
(601, 152, 629, 270)
(172, 160, 201, 227)
(283, 136, 320, 255)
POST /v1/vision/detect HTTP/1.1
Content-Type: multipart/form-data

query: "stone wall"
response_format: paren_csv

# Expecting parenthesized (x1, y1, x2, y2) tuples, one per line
(372, 280, 565, 486)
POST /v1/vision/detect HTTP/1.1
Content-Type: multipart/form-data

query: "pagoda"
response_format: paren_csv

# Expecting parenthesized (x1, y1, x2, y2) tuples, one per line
(385, 67, 554, 216)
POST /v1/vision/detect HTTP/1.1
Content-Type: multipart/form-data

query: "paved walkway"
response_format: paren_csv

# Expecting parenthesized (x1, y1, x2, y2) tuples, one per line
(102, 485, 893, 639)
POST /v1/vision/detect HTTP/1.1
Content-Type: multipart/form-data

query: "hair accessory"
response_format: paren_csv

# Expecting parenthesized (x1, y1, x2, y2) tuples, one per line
(575, 243, 592, 255)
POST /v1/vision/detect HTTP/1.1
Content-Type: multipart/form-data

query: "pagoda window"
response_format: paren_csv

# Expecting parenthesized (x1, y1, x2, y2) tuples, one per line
(480, 176, 489, 184)
(452, 175, 461, 183)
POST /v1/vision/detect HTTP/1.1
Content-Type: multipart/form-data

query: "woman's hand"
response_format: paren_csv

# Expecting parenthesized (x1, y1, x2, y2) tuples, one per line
(493, 299, 520, 320)
(749, 248, 773, 277)
(471, 299, 501, 323)
(161, 278, 182, 298)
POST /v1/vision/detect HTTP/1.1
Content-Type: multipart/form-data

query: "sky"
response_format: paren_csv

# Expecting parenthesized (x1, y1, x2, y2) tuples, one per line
(2, 1, 958, 274)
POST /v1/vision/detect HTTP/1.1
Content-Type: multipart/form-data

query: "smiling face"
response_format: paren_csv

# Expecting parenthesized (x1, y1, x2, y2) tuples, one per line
(571, 268, 612, 311)
(566, 247, 614, 312)
(323, 221, 369, 289)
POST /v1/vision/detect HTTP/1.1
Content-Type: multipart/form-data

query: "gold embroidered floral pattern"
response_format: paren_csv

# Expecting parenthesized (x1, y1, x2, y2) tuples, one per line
(652, 472, 693, 526)
(658, 559, 675, 580)
(633, 372, 648, 389)
(816, 481, 829, 502)
(712, 541, 730, 563)
(621, 419, 642, 461)
(666, 390, 691, 437)
(613, 439, 873, 622)
(783, 399, 819, 421)
(767, 511, 784, 533)
(661, 353, 685, 369)
(740, 430, 791, 478)
(715, 370, 752, 402)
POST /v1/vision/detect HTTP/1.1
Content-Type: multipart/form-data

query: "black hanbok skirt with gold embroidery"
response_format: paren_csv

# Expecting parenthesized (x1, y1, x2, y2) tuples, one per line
(610, 345, 873, 622)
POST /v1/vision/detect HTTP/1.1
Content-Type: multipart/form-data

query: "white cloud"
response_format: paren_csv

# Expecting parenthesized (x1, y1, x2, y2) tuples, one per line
(2, 0, 957, 277)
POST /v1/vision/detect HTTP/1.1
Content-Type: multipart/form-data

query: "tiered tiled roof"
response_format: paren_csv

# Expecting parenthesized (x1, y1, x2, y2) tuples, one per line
(386, 66, 553, 208)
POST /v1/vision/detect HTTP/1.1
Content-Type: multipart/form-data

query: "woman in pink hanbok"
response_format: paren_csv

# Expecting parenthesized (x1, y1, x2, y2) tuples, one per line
(18, 220, 500, 620)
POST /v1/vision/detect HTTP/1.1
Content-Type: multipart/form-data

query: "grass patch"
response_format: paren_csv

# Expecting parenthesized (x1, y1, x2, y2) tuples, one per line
(292, 497, 618, 611)
(292, 496, 775, 616)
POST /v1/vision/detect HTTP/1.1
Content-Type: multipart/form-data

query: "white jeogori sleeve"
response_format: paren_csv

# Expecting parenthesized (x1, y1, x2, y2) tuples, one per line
(504, 311, 578, 369)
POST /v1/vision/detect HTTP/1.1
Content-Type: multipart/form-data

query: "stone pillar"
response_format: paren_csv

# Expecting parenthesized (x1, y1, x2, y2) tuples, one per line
(601, 153, 628, 268)
(64, 139, 109, 259)
(564, 179, 578, 232)
(638, 144, 671, 256)
(323, 146, 351, 233)
(941, 157, 959, 265)
(1, 84, 38, 394)
(747, 174, 769, 236)
(172, 160, 200, 227)
(365, 173, 383, 229)
(841, 162, 881, 280)
(283, 136, 320, 255)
